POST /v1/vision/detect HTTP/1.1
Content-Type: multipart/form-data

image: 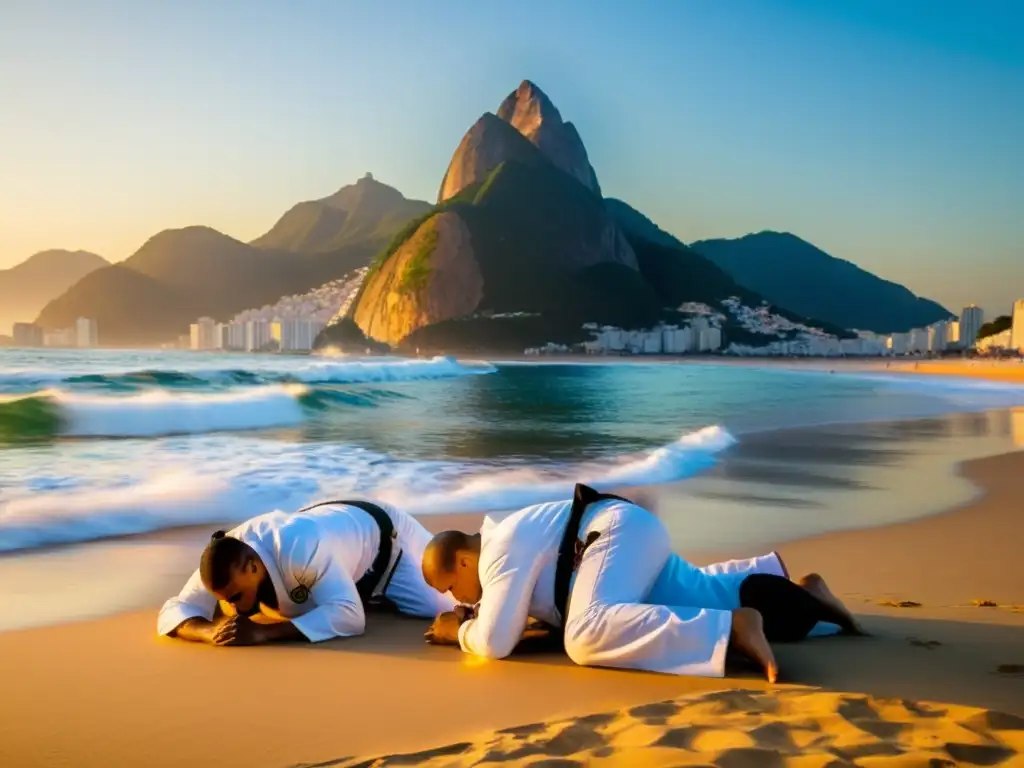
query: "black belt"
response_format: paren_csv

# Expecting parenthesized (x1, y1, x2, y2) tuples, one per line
(297, 499, 402, 605)
(553, 483, 632, 643)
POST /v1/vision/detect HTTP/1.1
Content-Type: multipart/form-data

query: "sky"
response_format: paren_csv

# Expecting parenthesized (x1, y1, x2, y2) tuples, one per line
(1, 0, 1021, 317)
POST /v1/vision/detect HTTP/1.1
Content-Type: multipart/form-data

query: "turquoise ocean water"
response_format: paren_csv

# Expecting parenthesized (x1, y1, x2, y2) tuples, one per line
(4, 348, 1024, 555)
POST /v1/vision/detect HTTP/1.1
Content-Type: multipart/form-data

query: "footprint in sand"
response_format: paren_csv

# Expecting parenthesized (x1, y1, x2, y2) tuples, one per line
(878, 599, 922, 608)
(907, 637, 942, 650)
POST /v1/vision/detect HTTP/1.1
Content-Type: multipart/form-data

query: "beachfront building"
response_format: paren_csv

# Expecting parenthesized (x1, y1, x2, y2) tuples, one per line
(43, 327, 76, 347)
(212, 322, 246, 351)
(977, 329, 1013, 354)
(945, 321, 961, 347)
(927, 321, 948, 354)
(270, 318, 327, 352)
(960, 305, 984, 347)
(1012, 299, 1024, 354)
(887, 333, 909, 355)
(12, 322, 43, 347)
(189, 317, 217, 351)
(245, 319, 273, 352)
(75, 317, 98, 348)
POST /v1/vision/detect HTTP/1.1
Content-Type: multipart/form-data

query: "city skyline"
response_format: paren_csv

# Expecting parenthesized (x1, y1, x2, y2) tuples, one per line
(2, 1, 1021, 314)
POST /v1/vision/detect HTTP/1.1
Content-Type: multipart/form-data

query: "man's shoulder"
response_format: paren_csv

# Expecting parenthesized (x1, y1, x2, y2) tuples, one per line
(483, 499, 572, 545)
(232, 509, 293, 538)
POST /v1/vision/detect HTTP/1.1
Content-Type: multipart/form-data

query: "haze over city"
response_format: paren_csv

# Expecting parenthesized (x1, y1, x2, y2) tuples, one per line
(2, 0, 1021, 315)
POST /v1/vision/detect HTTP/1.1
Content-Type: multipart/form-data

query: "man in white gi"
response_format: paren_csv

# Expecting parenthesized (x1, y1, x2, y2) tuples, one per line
(421, 484, 860, 682)
(158, 499, 457, 646)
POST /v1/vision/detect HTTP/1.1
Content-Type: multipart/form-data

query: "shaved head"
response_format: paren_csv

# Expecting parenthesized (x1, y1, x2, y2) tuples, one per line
(422, 529, 482, 605)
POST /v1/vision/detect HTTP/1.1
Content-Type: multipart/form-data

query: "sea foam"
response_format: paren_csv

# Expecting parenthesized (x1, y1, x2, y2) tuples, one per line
(0, 355, 494, 390)
(0, 425, 736, 551)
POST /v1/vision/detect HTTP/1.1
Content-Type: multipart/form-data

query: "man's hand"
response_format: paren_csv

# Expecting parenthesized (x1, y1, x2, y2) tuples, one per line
(210, 614, 268, 646)
(453, 604, 476, 623)
(424, 611, 464, 646)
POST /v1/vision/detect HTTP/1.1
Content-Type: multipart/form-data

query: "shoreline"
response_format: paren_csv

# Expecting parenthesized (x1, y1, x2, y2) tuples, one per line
(2, 448, 1023, 766)
(2, 406, 1021, 635)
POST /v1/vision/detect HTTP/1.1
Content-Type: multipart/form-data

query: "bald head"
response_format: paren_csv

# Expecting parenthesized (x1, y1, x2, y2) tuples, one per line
(422, 530, 482, 605)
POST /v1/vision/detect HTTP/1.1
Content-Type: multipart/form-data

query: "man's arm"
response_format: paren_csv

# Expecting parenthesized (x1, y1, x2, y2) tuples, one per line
(158, 569, 220, 639)
(458, 549, 540, 660)
(286, 537, 367, 643)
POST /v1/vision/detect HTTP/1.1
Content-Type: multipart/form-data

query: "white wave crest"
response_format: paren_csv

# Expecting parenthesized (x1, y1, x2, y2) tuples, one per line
(0, 355, 495, 389)
(283, 355, 496, 384)
(380, 425, 737, 515)
(51, 386, 307, 437)
(0, 426, 736, 551)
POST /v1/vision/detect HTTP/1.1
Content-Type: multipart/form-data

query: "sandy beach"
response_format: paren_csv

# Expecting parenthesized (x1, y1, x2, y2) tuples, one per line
(1, 442, 1022, 767)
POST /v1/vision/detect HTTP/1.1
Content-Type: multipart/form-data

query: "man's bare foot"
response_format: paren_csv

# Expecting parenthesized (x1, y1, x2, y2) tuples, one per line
(799, 573, 868, 635)
(730, 607, 778, 683)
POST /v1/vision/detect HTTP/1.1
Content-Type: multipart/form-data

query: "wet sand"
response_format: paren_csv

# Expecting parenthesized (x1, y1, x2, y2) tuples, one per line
(1, 440, 1023, 767)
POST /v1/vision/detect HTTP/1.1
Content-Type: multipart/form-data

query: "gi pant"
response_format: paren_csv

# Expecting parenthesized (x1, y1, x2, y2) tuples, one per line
(562, 501, 783, 677)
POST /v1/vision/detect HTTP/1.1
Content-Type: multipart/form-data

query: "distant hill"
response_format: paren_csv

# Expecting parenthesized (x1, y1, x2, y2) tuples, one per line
(0, 250, 108, 333)
(690, 232, 953, 334)
(37, 226, 377, 345)
(36, 177, 426, 346)
(37, 266, 199, 346)
(606, 201, 851, 339)
(251, 174, 431, 254)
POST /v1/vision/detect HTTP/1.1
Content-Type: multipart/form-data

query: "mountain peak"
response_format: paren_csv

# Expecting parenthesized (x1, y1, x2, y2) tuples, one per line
(496, 80, 564, 133)
(495, 80, 600, 196)
(438, 80, 602, 202)
(15, 249, 108, 271)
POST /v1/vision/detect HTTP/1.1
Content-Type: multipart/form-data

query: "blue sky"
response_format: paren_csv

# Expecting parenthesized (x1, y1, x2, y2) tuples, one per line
(1, 0, 1021, 316)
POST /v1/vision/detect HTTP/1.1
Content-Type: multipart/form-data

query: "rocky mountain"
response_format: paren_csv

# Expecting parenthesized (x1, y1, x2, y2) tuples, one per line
(324, 80, 845, 353)
(438, 81, 601, 202)
(252, 174, 431, 253)
(36, 177, 425, 346)
(607, 202, 850, 339)
(0, 250, 108, 333)
(690, 232, 953, 334)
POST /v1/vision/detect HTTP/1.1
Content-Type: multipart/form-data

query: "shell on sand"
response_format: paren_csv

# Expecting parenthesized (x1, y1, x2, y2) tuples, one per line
(335, 688, 1024, 767)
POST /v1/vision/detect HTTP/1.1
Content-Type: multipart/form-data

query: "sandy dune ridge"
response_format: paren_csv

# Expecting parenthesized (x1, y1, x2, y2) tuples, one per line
(334, 687, 1024, 767)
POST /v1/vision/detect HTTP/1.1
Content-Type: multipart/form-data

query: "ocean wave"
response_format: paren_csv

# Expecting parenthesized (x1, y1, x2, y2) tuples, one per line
(0, 355, 495, 391)
(0, 387, 308, 439)
(0, 426, 735, 551)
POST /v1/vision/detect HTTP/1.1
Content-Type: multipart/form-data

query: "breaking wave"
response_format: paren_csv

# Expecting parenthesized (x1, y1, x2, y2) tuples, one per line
(0, 355, 494, 391)
(0, 355, 495, 440)
(0, 426, 735, 551)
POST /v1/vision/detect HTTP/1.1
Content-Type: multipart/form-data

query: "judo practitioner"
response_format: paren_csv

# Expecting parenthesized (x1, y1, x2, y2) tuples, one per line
(158, 499, 457, 646)
(421, 484, 860, 682)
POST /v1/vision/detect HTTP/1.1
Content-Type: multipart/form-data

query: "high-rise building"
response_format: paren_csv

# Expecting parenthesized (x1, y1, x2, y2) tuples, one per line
(12, 322, 43, 347)
(189, 317, 217, 350)
(270, 318, 326, 352)
(927, 321, 948, 353)
(228, 323, 246, 351)
(245, 319, 272, 352)
(960, 305, 984, 347)
(43, 328, 76, 347)
(75, 317, 98, 348)
(908, 327, 930, 354)
(888, 333, 910, 355)
(945, 321, 961, 346)
(1011, 299, 1024, 353)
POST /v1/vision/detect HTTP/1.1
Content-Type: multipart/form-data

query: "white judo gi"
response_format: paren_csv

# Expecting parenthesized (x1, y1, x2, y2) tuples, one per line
(158, 502, 457, 642)
(458, 498, 786, 677)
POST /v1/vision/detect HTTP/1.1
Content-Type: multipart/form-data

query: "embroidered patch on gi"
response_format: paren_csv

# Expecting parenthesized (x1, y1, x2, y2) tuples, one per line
(290, 585, 310, 604)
